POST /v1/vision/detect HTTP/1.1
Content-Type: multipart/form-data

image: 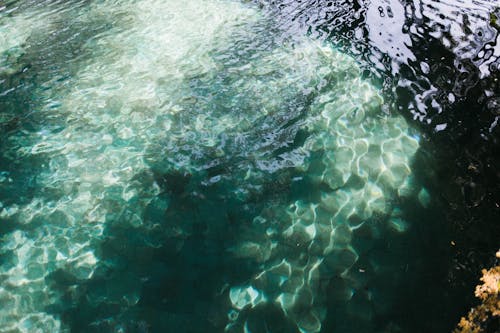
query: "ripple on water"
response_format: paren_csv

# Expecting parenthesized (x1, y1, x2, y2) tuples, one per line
(0, 0, 430, 332)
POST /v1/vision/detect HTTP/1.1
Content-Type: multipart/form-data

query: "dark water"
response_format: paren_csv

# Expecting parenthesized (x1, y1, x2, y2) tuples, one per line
(0, 0, 498, 332)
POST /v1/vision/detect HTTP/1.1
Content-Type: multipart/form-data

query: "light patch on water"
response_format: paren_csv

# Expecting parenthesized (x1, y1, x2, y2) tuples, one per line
(0, 1, 68, 76)
(222, 31, 421, 333)
(0, 0, 425, 332)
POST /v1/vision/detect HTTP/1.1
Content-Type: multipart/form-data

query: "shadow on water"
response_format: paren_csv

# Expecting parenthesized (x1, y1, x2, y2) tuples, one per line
(45, 167, 297, 332)
(320, 150, 458, 333)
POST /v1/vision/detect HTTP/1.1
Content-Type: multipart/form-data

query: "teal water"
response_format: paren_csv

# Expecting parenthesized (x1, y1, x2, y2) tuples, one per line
(0, 1, 497, 333)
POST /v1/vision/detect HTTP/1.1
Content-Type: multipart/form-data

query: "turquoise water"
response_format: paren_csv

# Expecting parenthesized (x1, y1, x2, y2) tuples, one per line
(0, 0, 496, 332)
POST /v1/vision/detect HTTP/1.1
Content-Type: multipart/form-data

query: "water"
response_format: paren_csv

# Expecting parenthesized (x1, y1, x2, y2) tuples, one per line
(0, 1, 498, 333)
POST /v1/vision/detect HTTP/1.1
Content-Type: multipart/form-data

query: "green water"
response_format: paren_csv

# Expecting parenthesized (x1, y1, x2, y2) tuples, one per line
(0, 0, 469, 332)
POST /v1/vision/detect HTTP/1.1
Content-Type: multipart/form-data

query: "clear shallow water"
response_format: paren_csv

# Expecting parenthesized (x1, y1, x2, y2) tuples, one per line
(0, 1, 498, 333)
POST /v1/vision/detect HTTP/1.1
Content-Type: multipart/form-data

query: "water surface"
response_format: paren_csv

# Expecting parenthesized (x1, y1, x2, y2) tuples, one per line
(0, 1, 498, 333)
